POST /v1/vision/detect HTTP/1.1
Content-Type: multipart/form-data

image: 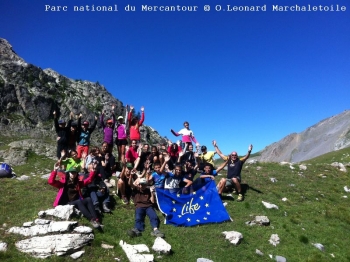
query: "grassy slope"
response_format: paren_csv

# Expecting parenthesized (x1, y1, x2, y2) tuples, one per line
(0, 143, 350, 261)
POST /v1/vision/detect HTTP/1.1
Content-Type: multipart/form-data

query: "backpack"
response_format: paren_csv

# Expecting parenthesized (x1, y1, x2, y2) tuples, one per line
(0, 163, 12, 178)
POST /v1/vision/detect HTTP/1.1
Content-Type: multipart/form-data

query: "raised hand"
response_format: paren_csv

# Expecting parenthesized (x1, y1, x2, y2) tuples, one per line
(212, 140, 217, 147)
(130, 105, 134, 110)
(141, 106, 144, 112)
(248, 144, 253, 152)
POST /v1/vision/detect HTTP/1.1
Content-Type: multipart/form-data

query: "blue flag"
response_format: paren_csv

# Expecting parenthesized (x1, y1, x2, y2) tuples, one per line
(156, 180, 231, 226)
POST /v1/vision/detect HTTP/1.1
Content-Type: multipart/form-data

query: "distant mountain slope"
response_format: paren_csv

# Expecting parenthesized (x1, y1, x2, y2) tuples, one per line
(0, 38, 166, 145)
(256, 110, 350, 162)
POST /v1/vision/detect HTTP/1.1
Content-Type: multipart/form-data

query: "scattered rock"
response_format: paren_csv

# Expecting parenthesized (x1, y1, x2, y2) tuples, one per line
(17, 175, 30, 181)
(34, 219, 51, 225)
(256, 249, 264, 256)
(280, 162, 290, 165)
(256, 166, 262, 171)
(152, 237, 171, 254)
(41, 174, 51, 179)
(312, 243, 325, 252)
(276, 255, 287, 262)
(222, 231, 243, 245)
(269, 234, 280, 246)
(344, 186, 350, 193)
(299, 164, 307, 170)
(101, 243, 114, 249)
(70, 250, 85, 259)
(8, 221, 78, 236)
(15, 233, 94, 258)
(282, 197, 287, 201)
(255, 216, 270, 226)
(270, 178, 277, 183)
(119, 240, 154, 262)
(0, 242, 8, 252)
(39, 205, 76, 220)
(289, 165, 295, 170)
(197, 258, 214, 262)
(73, 226, 93, 234)
(262, 201, 278, 209)
(23, 221, 33, 227)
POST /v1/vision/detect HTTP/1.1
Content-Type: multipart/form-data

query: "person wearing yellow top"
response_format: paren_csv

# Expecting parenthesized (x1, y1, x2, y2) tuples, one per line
(198, 145, 216, 168)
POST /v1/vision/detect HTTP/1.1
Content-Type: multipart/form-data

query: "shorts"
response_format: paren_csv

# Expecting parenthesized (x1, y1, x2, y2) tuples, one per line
(116, 139, 128, 146)
(225, 177, 240, 187)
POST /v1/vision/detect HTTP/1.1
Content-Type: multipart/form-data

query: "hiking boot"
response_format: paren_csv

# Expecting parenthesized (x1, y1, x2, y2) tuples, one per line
(127, 228, 142, 237)
(90, 219, 101, 229)
(103, 203, 111, 213)
(94, 204, 101, 214)
(237, 194, 244, 202)
(122, 197, 129, 205)
(151, 229, 165, 238)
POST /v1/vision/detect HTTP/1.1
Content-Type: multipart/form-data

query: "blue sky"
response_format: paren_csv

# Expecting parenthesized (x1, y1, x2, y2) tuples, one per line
(1, 0, 349, 156)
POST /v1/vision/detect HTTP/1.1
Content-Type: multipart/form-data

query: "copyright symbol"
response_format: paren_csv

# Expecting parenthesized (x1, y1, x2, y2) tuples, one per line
(204, 5, 210, 11)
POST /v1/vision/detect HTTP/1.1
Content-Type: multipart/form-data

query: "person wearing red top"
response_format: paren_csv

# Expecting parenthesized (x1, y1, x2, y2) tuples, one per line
(128, 105, 144, 142)
(125, 140, 139, 164)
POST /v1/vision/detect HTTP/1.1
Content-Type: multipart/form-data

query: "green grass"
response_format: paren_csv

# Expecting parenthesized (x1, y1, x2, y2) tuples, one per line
(0, 146, 350, 261)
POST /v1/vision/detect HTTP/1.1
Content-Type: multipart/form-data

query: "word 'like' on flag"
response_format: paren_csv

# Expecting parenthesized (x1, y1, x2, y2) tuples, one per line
(156, 180, 231, 226)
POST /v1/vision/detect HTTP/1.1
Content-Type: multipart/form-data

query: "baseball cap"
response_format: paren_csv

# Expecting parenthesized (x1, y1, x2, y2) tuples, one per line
(201, 145, 207, 151)
(126, 162, 133, 169)
(83, 121, 89, 125)
(107, 119, 113, 124)
(117, 116, 123, 120)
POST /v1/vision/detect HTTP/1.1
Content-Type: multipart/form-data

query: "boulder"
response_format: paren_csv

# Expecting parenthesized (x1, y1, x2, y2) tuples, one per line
(8, 221, 78, 236)
(152, 237, 171, 254)
(38, 205, 76, 220)
(222, 231, 243, 245)
(15, 233, 94, 258)
(119, 240, 154, 262)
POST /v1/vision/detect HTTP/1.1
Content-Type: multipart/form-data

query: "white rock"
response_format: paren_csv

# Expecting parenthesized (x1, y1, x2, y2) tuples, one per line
(247, 159, 257, 164)
(39, 205, 76, 220)
(280, 162, 290, 165)
(289, 165, 295, 170)
(255, 216, 270, 226)
(313, 243, 325, 252)
(152, 237, 171, 254)
(270, 178, 277, 183)
(262, 201, 279, 209)
(34, 219, 51, 225)
(15, 233, 94, 258)
(276, 255, 287, 262)
(8, 221, 78, 236)
(17, 175, 30, 181)
(282, 197, 288, 201)
(197, 258, 214, 262)
(344, 186, 350, 193)
(256, 166, 262, 170)
(222, 231, 243, 245)
(119, 240, 154, 262)
(0, 242, 8, 252)
(23, 222, 33, 227)
(299, 164, 307, 170)
(70, 250, 85, 259)
(41, 174, 51, 179)
(256, 249, 264, 256)
(73, 226, 93, 234)
(101, 243, 114, 249)
(269, 234, 280, 246)
(342, 196, 348, 198)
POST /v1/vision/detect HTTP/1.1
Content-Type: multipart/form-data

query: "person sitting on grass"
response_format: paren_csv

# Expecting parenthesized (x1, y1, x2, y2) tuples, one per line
(213, 140, 253, 202)
(118, 162, 138, 205)
(59, 149, 84, 172)
(48, 162, 101, 228)
(127, 176, 165, 238)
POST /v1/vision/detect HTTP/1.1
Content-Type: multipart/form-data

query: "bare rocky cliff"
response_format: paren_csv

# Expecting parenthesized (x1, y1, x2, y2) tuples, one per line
(256, 110, 350, 162)
(0, 38, 166, 159)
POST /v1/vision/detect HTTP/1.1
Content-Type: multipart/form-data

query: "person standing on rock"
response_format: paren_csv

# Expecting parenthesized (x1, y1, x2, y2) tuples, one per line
(100, 105, 115, 154)
(127, 105, 144, 143)
(171, 121, 199, 148)
(77, 113, 98, 159)
(53, 111, 73, 159)
(213, 140, 253, 202)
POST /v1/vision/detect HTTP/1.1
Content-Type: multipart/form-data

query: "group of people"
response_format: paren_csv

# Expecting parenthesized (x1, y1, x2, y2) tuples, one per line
(49, 105, 253, 237)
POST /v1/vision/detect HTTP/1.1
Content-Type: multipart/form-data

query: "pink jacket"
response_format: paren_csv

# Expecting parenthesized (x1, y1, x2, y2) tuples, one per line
(48, 170, 96, 207)
(128, 111, 144, 141)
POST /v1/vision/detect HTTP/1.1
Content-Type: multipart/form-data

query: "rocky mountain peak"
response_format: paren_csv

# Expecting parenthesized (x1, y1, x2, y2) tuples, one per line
(0, 38, 25, 64)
